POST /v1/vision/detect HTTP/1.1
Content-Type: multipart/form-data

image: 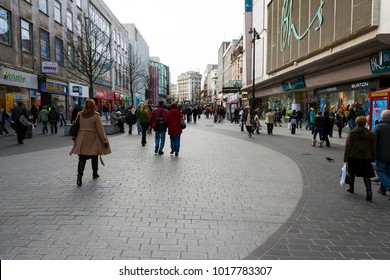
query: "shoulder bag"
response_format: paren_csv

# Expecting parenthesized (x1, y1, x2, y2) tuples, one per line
(69, 116, 80, 137)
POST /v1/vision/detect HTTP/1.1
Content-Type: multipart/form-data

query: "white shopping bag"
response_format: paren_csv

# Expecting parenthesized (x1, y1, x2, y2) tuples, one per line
(340, 162, 347, 187)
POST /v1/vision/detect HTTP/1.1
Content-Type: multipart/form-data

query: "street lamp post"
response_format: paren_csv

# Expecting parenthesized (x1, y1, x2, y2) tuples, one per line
(249, 28, 260, 110)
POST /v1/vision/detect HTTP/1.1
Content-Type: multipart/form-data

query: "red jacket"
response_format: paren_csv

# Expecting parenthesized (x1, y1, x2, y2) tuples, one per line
(164, 108, 183, 136)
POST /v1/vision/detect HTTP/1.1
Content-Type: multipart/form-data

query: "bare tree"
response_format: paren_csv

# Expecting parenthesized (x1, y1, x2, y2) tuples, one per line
(65, 15, 113, 98)
(125, 48, 148, 106)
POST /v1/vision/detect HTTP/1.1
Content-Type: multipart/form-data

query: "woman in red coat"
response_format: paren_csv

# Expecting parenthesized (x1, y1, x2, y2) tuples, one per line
(164, 103, 183, 156)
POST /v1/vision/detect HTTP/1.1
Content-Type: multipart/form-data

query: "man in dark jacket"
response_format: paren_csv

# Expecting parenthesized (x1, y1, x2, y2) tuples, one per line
(11, 101, 29, 144)
(374, 110, 390, 197)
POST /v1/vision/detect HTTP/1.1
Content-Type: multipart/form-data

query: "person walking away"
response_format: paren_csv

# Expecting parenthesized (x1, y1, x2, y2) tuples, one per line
(347, 105, 356, 131)
(11, 101, 29, 144)
(58, 105, 66, 126)
(125, 106, 136, 135)
(289, 110, 298, 134)
(185, 106, 192, 123)
(192, 106, 199, 124)
(343, 116, 376, 201)
(30, 105, 39, 127)
(329, 106, 335, 137)
(0, 107, 10, 136)
(296, 109, 303, 129)
(265, 109, 275, 135)
(150, 101, 168, 155)
(71, 104, 79, 124)
(164, 103, 183, 156)
(253, 111, 261, 134)
(322, 111, 332, 147)
(102, 103, 110, 123)
(48, 106, 60, 134)
(38, 105, 49, 134)
(70, 99, 111, 187)
(335, 109, 345, 138)
(373, 110, 390, 198)
(312, 111, 325, 147)
(243, 107, 254, 138)
(136, 102, 151, 146)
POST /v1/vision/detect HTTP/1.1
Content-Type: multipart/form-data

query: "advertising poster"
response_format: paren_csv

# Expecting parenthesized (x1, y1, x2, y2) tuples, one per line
(371, 99, 388, 130)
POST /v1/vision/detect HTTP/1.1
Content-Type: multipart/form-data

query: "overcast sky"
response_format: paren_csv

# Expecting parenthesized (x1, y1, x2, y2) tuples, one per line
(103, 0, 245, 83)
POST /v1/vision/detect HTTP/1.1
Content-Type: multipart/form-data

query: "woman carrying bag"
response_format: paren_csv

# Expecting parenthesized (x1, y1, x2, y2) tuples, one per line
(70, 99, 111, 187)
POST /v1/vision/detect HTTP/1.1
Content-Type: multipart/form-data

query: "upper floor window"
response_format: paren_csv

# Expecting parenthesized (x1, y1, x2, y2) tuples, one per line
(39, 0, 48, 14)
(21, 19, 32, 53)
(55, 37, 64, 64)
(54, 1, 61, 24)
(24, 0, 32, 3)
(66, 10, 73, 31)
(39, 29, 50, 60)
(0, 7, 12, 46)
(76, 19, 81, 36)
(76, 0, 81, 8)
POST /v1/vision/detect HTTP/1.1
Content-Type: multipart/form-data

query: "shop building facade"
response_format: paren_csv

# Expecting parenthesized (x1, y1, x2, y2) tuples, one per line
(243, 0, 390, 116)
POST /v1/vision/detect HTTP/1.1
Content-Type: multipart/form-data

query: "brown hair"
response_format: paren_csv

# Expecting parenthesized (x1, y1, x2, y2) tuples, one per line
(355, 116, 367, 127)
(81, 99, 96, 118)
(171, 103, 178, 109)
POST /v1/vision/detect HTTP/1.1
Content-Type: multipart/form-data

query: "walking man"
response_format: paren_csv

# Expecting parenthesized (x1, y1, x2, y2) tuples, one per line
(150, 101, 168, 155)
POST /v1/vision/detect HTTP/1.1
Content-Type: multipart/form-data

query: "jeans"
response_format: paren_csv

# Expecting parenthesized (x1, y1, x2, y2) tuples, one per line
(140, 122, 149, 145)
(313, 128, 324, 141)
(155, 131, 166, 152)
(104, 111, 109, 122)
(376, 161, 390, 192)
(348, 119, 355, 131)
(50, 121, 58, 134)
(42, 121, 48, 134)
(170, 134, 181, 154)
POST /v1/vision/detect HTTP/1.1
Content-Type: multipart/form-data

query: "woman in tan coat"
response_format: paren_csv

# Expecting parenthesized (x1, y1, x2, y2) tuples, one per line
(70, 99, 111, 186)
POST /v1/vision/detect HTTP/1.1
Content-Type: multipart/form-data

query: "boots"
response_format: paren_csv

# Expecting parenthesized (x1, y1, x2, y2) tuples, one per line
(311, 140, 316, 147)
(347, 175, 355, 193)
(318, 141, 324, 148)
(92, 156, 99, 179)
(77, 159, 86, 186)
(364, 178, 372, 201)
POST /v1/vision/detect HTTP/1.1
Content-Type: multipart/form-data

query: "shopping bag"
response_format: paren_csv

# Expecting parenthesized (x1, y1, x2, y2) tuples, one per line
(340, 162, 347, 187)
(288, 122, 291, 130)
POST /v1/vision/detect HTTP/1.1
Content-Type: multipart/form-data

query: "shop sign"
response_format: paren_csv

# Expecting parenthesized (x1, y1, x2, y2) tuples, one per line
(370, 54, 390, 74)
(94, 89, 114, 100)
(281, 77, 305, 91)
(315, 79, 380, 95)
(36, 92, 41, 106)
(42, 62, 58, 74)
(69, 83, 89, 98)
(222, 87, 241, 93)
(40, 82, 68, 95)
(0, 66, 38, 89)
(114, 92, 123, 101)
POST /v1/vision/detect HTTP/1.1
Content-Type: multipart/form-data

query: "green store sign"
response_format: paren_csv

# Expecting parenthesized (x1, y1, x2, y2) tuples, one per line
(3, 70, 26, 83)
(280, 0, 325, 52)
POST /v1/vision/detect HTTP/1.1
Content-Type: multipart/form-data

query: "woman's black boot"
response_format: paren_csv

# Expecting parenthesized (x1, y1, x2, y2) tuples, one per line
(77, 158, 86, 187)
(347, 174, 355, 193)
(364, 178, 372, 201)
(91, 156, 99, 179)
(77, 174, 82, 187)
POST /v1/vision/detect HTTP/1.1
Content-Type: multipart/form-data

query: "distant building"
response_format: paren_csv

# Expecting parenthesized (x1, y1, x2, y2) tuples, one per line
(149, 58, 170, 105)
(177, 71, 202, 104)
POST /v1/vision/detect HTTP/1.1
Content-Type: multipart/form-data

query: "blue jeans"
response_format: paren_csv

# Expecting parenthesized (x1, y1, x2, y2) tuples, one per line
(42, 121, 48, 134)
(170, 134, 181, 154)
(104, 111, 109, 122)
(376, 161, 390, 192)
(348, 119, 355, 131)
(155, 132, 166, 152)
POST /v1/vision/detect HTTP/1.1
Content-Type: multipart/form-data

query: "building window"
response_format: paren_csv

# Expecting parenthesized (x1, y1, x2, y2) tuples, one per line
(0, 7, 12, 46)
(54, 1, 61, 24)
(67, 45, 74, 68)
(21, 19, 32, 53)
(55, 37, 64, 64)
(40, 29, 49, 60)
(25, 0, 32, 3)
(76, 18, 81, 36)
(76, 0, 81, 8)
(39, 0, 48, 14)
(66, 10, 73, 31)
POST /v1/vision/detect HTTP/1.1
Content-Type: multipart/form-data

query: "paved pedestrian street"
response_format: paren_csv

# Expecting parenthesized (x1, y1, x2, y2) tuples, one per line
(0, 118, 389, 260)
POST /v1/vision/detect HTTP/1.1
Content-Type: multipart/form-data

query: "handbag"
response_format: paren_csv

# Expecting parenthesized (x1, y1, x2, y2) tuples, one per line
(180, 118, 186, 129)
(69, 116, 80, 137)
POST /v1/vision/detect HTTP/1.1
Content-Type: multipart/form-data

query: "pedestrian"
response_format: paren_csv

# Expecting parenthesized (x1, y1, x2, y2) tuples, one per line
(265, 108, 275, 135)
(240, 107, 245, 131)
(11, 101, 29, 144)
(102, 103, 110, 123)
(125, 106, 136, 135)
(185, 106, 192, 123)
(150, 100, 168, 155)
(289, 109, 298, 134)
(30, 105, 39, 127)
(312, 111, 324, 147)
(329, 106, 335, 137)
(335, 109, 345, 138)
(136, 102, 151, 146)
(110, 109, 125, 133)
(306, 107, 316, 130)
(343, 116, 376, 201)
(48, 106, 60, 134)
(58, 105, 66, 126)
(243, 107, 254, 138)
(0, 107, 10, 136)
(322, 111, 332, 147)
(253, 110, 261, 134)
(164, 102, 183, 156)
(70, 99, 111, 187)
(347, 105, 356, 131)
(373, 110, 390, 198)
(71, 104, 79, 124)
(296, 109, 303, 129)
(192, 106, 199, 124)
(38, 105, 49, 134)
